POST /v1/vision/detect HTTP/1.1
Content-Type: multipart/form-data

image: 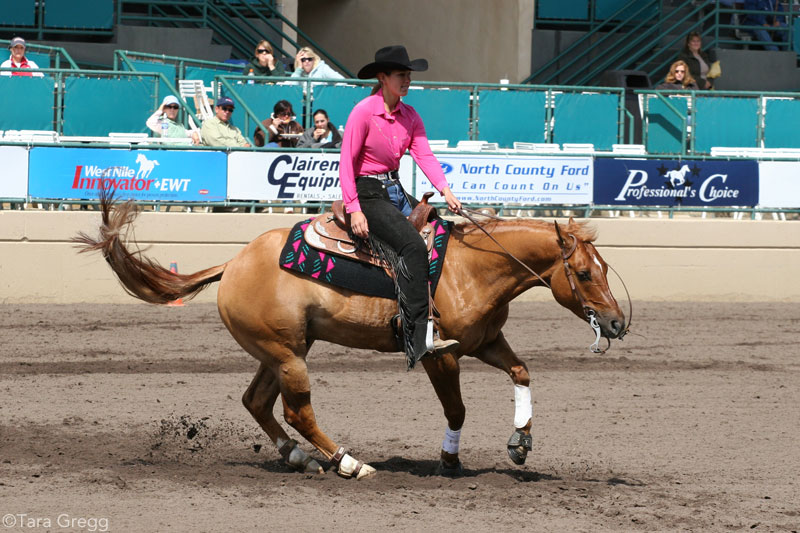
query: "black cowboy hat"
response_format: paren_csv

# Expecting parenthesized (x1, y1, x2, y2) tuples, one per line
(357, 45, 428, 79)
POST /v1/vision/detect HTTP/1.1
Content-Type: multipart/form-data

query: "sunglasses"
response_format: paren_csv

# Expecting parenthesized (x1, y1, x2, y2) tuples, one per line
(220, 106, 234, 113)
(164, 104, 180, 109)
(256, 49, 271, 54)
(300, 57, 314, 63)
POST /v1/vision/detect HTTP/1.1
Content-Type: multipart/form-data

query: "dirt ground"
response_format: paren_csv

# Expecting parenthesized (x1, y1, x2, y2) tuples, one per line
(1, 300, 798, 532)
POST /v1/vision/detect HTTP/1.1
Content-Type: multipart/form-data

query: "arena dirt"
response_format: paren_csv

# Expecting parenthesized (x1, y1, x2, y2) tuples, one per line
(1, 301, 798, 531)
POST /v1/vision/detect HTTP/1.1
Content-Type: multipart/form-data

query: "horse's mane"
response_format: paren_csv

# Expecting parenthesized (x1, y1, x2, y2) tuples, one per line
(453, 217, 597, 243)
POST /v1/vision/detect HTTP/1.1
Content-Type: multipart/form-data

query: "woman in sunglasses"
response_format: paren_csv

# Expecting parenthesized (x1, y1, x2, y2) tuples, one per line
(254, 99, 304, 148)
(145, 95, 199, 144)
(243, 40, 286, 78)
(340, 45, 461, 369)
(657, 60, 698, 90)
(291, 47, 344, 82)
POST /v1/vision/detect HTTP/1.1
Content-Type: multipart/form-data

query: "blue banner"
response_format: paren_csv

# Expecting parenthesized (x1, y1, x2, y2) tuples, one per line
(29, 147, 227, 201)
(594, 159, 759, 207)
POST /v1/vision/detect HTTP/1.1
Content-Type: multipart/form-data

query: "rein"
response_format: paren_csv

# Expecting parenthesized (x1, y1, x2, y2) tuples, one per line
(456, 207, 551, 289)
(458, 208, 633, 354)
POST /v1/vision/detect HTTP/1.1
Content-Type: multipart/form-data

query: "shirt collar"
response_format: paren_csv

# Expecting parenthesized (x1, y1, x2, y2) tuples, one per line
(369, 87, 406, 119)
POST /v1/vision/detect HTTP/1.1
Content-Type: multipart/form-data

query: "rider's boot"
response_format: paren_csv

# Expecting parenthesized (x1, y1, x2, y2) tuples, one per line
(411, 319, 460, 366)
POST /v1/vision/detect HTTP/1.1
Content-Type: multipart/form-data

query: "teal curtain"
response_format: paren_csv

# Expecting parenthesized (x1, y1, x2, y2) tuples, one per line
(538, 0, 589, 20)
(402, 88, 471, 146)
(764, 99, 800, 149)
(0, 77, 54, 131)
(44, 0, 113, 28)
(553, 92, 620, 149)
(63, 77, 155, 136)
(311, 85, 371, 130)
(693, 97, 759, 153)
(125, 60, 177, 102)
(477, 89, 547, 147)
(0, 0, 35, 25)
(645, 95, 689, 154)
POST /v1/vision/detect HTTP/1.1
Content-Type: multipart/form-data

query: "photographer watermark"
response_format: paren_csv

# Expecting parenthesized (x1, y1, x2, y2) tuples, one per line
(3, 513, 109, 531)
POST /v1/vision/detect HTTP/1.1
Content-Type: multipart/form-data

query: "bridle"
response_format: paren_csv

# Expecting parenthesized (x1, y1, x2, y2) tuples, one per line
(458, 207, 632, 353)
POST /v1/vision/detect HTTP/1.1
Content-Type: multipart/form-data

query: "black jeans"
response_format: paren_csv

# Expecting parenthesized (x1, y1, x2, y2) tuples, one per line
(356, 178, 429, 358)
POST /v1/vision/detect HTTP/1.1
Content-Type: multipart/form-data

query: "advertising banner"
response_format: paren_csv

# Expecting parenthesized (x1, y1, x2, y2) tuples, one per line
(28, 147, 227, 201)
(0, 146, 28, 198)
(227, 151, 413, 202)
(594, 158, 759, 207)
(758, 161, 800, 208)
(418, 154, 593, 204)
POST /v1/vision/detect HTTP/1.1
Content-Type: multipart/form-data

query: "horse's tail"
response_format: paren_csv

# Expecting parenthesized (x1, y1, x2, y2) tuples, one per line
(73, 189, 226, 305)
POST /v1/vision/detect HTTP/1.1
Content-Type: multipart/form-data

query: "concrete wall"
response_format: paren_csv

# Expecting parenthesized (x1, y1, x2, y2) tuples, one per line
(1, 211, 798, 304)
(296, 0, 535, 83)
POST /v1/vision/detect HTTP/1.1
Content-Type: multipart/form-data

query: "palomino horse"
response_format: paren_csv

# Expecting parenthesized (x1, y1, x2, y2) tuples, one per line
(75, 196, 627, 479)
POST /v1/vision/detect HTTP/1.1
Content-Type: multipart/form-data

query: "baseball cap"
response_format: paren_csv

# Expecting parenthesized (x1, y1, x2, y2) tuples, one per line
(216, 96, 235, 107)
(161, 95, 180, 106)
(9, 37, 26, 49)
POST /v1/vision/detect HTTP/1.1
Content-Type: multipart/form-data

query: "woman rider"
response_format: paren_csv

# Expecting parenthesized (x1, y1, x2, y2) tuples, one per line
(339, 45, 462, 369)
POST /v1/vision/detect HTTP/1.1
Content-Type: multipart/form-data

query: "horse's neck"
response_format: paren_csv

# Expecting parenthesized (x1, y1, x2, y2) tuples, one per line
(451, 220, 560, 303)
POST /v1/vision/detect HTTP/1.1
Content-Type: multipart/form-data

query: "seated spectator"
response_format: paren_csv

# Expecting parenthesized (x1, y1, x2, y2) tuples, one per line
(297, 109, 342, 148)
(201, 97, 251, 148)
(657, 61, 699, 90)
(145, 95, 200, 144)
(1, 37, 44, 77)
(254, 100, 304, 148)
(291, 47, 344, 83)
(678, 32, 715, 90)
(243, 40, 286, 78)
(742, 0, 786, 51)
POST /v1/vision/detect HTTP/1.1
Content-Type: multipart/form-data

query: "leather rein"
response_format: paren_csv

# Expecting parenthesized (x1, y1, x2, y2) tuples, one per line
(457, 207, 632, 353)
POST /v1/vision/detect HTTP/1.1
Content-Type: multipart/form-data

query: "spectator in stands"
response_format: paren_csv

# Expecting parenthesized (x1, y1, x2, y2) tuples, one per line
(657, 60, 699, 90)
(1, 37, 44, 77)
(201, 97, 251, 148)
(253, 99, 304, 148)
(145, 95, 200, 144)
(742, 0, 786, 51)
(297, 109, 342, 148)
(243, 40, 286, 78)
(679, 32, 715, 90)
(291, 47, 344, 82)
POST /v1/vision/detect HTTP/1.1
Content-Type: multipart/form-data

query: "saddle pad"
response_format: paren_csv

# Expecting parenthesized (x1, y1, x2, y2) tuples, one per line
(279, 218, 452, 299)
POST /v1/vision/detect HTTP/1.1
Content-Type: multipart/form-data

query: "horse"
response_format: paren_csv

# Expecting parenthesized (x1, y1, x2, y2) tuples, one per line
(666, 164, 690, 188)
(74, 195, 628, 480)
(135, 153, 159, 179)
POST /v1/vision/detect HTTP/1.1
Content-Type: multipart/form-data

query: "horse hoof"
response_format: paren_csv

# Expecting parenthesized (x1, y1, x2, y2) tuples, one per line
(507, 429, 533, 466)
(303, 458, 324, 474)
(507, 445, 528, 465)
(435, 459, 464, 477)
(355, 464, 376, 480)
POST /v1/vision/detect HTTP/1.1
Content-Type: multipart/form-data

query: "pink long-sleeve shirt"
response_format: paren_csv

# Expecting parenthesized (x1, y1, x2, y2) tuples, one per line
(339, 88, 449, 213)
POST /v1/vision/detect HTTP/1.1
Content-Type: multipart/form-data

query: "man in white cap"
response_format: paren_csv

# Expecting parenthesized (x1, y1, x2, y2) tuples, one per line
(201, 96, 251, 147)
(1, 37, 44, 77)
(145, 95, 200, 144)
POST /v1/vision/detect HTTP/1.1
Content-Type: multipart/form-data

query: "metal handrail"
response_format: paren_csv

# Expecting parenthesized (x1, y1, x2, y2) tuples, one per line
(525, 0, 662, 84)
(0, 39, 80, 70)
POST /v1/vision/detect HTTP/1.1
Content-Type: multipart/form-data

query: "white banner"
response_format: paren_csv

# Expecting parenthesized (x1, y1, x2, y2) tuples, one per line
(758, 161, 800, 208)
(0, 146, 28, 198)
(417, 154, 594, 204)
(227, 151, 413, 202)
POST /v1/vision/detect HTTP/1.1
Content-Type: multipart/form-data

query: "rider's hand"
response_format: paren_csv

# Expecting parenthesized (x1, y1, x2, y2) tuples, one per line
(441, 187, 462, 214)
(350, 211, 369, 238)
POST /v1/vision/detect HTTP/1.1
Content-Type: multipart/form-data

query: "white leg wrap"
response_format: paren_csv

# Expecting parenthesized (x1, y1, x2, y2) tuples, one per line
(514, 384, 532, 429)
(338, 453, 360, 477)
(442, 426, 461, 454)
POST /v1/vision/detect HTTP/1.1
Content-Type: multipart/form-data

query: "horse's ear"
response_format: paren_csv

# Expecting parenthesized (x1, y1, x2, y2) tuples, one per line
(568, 216, 575, 226)
(554, 220, 566, 247)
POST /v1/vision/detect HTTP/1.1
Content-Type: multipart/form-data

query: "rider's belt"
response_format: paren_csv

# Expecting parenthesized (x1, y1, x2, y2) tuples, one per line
(358, 170, 399, 182)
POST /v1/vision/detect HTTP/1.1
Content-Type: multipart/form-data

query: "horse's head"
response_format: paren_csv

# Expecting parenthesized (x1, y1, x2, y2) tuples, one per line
(550, 220, 627, 342)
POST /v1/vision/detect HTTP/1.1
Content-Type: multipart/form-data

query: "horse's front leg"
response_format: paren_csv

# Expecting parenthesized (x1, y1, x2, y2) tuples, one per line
(473, 332, 534, 465)
(421, 352, 466, 476)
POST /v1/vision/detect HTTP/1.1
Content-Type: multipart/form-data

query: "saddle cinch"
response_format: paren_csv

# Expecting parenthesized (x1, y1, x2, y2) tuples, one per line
(304, 192, 438, 272)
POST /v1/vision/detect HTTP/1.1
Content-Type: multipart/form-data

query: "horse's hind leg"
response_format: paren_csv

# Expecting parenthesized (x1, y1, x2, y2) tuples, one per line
(421, 353, 466, 476)
(277, 355, 377, 480)
(473, 332, 534, 466)
(242, 363, 323, 473)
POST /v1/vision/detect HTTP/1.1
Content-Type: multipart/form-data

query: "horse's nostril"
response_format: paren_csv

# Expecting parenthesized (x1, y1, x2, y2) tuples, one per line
(611, 320, 621, 335)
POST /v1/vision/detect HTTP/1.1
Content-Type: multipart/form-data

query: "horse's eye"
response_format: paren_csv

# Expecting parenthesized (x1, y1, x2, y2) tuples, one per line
(577, 271, 591, 282)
